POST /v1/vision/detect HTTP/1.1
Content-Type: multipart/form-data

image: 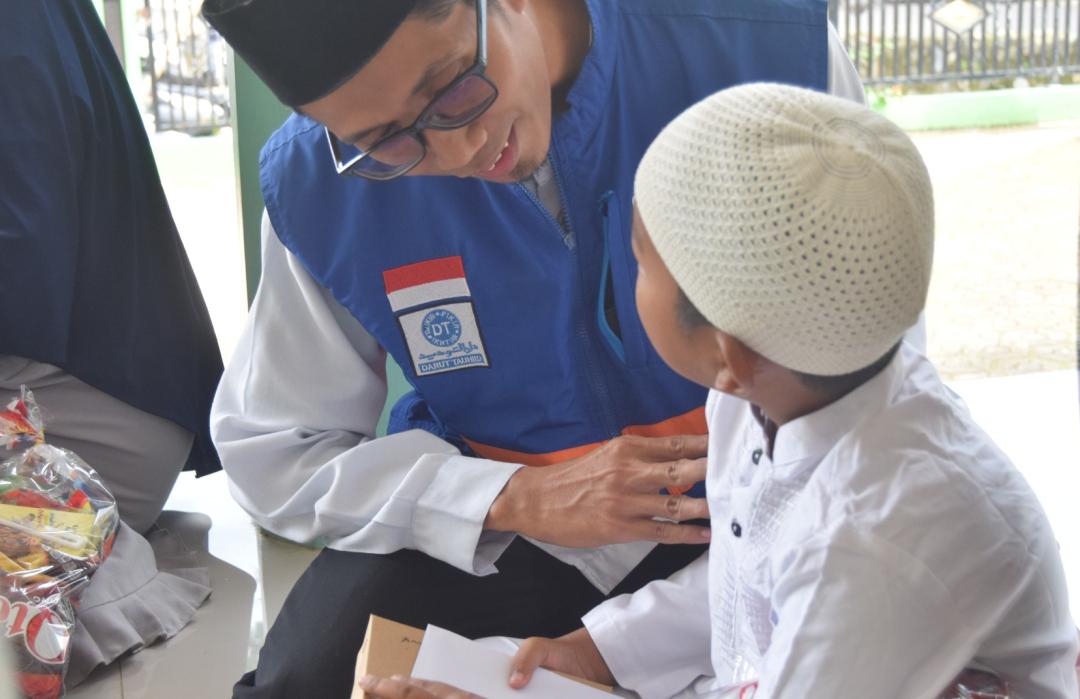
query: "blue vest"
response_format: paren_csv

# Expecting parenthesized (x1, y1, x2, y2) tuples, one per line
(261, 0, 828, 468)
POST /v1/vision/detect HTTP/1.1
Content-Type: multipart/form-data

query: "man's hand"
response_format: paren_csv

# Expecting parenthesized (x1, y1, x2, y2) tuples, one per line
(485, 434, 711, 548)
(509, 627, 615, 689)
(357, 675, 481, 699)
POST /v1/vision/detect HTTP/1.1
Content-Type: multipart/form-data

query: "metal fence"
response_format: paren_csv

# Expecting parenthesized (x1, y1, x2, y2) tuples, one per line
(830, 0, 1080, 86)
(142, 0, 229, 134)
(136, 0, 1080, 131)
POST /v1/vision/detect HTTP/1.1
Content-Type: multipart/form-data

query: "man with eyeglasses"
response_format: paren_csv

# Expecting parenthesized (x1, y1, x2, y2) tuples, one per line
(203, 0, 866, 696)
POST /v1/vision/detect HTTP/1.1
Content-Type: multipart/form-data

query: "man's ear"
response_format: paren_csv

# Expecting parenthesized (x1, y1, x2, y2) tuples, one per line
(712, 331, 758, 396)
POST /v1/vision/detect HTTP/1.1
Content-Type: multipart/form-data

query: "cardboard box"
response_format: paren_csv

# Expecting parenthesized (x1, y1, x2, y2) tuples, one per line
(352, 615, 611, 698)
(353, 616, 425, 699)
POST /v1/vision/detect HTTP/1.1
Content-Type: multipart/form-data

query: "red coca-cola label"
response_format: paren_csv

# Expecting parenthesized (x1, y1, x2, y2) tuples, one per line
(738, 682, 758, 699)
(0, 597, 68, 665)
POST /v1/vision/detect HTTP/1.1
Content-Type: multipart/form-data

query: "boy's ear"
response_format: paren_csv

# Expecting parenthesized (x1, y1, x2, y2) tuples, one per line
(712, 331, 758, 396)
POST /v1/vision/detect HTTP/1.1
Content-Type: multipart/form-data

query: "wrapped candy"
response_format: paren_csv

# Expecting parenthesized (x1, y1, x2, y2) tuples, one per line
(939, 669, 1010, 698)
(0, 388, 119, 699)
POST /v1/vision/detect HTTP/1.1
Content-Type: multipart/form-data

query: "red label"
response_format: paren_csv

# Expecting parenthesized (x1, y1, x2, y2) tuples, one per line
(0, 599, 68, 665)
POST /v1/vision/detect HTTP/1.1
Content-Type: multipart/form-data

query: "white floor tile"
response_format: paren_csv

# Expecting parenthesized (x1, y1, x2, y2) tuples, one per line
(104, 475, 317, 698)
(65, 661, 123, 699)
(114, 510, 255, 699)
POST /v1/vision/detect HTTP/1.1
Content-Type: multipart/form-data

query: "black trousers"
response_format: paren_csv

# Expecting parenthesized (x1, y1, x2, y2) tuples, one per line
(233, 538, 706, 698)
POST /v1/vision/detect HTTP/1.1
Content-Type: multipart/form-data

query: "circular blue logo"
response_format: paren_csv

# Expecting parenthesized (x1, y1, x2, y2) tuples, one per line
(421, 309, 462, 347)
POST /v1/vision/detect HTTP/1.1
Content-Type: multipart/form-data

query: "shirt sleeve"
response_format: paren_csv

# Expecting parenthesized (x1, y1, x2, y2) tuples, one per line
(759, 525, 998, 699)
(210, 213, 522, 575)
(826, 21, 866, 105)
(583, 554, 712, 699)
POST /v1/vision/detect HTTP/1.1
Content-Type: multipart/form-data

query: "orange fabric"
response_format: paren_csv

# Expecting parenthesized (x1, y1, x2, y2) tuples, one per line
(622, 406, 707, 439)
(464, 406, 708, 467)
(463, 439, 600, 467)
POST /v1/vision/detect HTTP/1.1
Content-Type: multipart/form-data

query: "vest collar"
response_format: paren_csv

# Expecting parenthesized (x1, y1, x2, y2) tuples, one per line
(554, 0, 618, 152)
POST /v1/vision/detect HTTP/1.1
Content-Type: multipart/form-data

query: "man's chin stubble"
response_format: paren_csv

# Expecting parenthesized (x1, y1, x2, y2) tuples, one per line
(511, 157, 546, 183)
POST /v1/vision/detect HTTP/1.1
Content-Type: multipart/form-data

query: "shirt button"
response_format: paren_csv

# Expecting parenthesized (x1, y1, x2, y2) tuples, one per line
(751, 448, 763, 465)
(731, 520, 742, 538)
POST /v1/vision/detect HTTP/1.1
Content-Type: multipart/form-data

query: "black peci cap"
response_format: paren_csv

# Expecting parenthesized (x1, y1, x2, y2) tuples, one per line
(202, 0, 419, 107)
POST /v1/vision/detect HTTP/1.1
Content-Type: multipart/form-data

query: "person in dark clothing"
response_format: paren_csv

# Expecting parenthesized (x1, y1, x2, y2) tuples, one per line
(0, 0, 222, 685)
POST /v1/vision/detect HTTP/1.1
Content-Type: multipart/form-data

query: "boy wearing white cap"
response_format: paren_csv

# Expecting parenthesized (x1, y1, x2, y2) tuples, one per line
(495, 84, 1079, 699)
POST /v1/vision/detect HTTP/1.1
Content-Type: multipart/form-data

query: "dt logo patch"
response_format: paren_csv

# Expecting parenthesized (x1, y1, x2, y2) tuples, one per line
(384, 256, 490, 377)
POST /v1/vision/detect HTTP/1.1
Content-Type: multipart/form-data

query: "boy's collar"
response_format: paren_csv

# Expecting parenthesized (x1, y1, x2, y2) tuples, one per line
(756, 344, 911, 469)
(750, 405, 779, 461)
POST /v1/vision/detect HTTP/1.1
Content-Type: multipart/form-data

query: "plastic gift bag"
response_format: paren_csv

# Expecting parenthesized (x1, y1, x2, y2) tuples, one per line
(939, 669, 1010, 699)
(0, 388, 119, 699)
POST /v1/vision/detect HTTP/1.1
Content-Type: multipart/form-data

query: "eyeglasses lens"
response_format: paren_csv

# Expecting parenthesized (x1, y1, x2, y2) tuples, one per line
(353, 132, 425, 178)
(426, 75, 498, 128)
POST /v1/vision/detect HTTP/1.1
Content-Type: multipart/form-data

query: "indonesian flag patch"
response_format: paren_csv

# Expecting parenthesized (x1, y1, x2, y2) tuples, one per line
(384, 256, 490, 377)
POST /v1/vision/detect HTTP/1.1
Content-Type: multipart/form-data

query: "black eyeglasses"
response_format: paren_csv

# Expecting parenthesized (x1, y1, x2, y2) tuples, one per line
(326, 0, 498, 181)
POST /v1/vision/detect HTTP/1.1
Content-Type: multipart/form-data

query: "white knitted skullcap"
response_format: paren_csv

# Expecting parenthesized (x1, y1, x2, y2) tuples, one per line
(635, 83, 934, 376)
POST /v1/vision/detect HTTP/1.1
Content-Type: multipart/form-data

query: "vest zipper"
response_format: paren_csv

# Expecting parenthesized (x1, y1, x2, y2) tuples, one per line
(546, 141, 620, 440)
(516, 170, 575, 250)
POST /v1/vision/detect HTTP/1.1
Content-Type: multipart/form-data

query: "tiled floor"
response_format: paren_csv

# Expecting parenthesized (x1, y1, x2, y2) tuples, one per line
(67, 475, 319, 698)
(63, 369, 1080, 698)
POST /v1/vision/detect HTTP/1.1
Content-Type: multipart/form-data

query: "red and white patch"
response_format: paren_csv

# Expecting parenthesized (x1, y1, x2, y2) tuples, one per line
(384, 256, 473, 313)
(383, 256, 490, 376)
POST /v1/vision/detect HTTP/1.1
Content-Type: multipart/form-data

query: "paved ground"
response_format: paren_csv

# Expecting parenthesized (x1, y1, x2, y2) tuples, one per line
(152, 128, 247, 363)
(910, 119, 1080, 380)
(151, 119, 1080, 381)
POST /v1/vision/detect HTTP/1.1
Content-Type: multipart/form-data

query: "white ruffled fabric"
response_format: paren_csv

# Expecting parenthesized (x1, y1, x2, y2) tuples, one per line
(65, 521, 211, 686)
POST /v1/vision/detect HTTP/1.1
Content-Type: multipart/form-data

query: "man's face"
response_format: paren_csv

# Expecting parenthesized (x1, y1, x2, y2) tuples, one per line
(631, 205, 722, 389)
(302, 1, 553, 182)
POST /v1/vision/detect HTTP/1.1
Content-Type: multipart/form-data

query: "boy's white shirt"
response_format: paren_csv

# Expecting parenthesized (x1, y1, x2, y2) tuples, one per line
(584, 343, 1078, 699)
(209, 26, 868, 592)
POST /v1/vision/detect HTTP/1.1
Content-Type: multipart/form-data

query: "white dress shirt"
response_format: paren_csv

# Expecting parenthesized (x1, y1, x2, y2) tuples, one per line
(584, 344, 1078, 699)
(210, 30, 868, 590)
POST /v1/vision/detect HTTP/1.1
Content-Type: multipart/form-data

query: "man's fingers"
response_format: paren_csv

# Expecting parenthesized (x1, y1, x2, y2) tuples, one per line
(647, 457, 707, 489)
(509, 638, 550, 689)
(614, 434, 708, 462)
(629, 519, 711, 544)
(648, 493, 710, 522)
(404, 679, 483, 699)
(357, 676, 481, 699)
(357, 675, 435, 699)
